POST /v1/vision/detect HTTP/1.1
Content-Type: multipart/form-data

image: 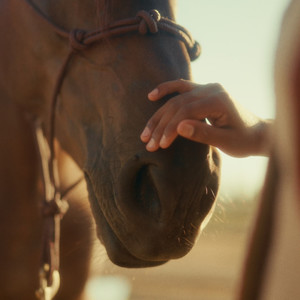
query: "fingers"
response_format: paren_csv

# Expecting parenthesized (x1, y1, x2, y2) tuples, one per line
(141, 88, 204, 151)
(148, 79, 198, 101)
(156, 91, 231, 149)
(177, 120, 250, 157)
(140, 81, 231, 152)
(140, 94, 189, 151)
(140, 79, 268, 157)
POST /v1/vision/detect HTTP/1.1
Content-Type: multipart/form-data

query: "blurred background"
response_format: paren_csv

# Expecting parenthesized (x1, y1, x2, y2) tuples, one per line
(85, 1, 290, 299)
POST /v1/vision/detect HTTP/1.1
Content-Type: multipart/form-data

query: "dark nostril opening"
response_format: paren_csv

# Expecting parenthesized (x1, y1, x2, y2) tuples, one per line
(134, 165, 161, 221)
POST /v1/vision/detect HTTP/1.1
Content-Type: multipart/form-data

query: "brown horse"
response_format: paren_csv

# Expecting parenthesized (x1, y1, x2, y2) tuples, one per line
(0, 0, 220, 299)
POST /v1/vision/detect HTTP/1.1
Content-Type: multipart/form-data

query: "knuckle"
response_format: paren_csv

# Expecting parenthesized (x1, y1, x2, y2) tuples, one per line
(168, 96, 183, 110)
(146, 117, 158, 130)
(152, 126, 165, 140)
(178, 104, 192, 116)
(146, 117, 154, 126)
(216, 91, 231, 106)
(177, 78, 187, 85)
(190, 86, 203, 98)
(208, 89, 231, 108)
(194, 85, 203, 93)
(178, 79, 199, 91)
(205, 82, 226, 96)
(219, 90, 231, 102)
(208, 94, 223, 108)
(158, 79, 185, 91)
(164, 123, 177, 137)
(175, 78, 188, 91)
(209, 82, 224, 91)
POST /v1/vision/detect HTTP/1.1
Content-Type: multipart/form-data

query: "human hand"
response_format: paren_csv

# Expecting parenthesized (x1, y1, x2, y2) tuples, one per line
(140, 79, 271, 157)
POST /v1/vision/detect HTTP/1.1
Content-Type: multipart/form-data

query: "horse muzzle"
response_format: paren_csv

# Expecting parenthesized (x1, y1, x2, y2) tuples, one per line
(113, 142, 219, 263)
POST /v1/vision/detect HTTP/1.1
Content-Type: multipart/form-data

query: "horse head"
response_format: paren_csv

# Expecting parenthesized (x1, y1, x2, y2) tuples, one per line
(1, 0, 220, 268)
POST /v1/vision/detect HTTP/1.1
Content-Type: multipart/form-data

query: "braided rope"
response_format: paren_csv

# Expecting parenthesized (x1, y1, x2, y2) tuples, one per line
(24, 1, 201, 59)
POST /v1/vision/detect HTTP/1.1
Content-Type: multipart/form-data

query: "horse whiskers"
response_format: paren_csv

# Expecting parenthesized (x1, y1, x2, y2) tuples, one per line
(90, 240, 108, 266)
(209, 187, 216, 199)
(182, 237, 194, 248)
(190, 223, 198, 230)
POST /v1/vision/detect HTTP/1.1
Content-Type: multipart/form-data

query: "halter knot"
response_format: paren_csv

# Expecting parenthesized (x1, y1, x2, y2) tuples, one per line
(69, 29, 88, 51)
(137, 10, 161, 35)
(42, 196, 69, 218)
(189, 41, 202, 61)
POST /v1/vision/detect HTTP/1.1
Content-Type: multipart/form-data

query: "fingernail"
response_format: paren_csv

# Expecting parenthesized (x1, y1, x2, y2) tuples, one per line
(178, 124, 194, 137)
(146, 138, 156, 150)
(148, 88, 159, 100)
(159, 135, 168, 148)
(141, 127, 151, 140)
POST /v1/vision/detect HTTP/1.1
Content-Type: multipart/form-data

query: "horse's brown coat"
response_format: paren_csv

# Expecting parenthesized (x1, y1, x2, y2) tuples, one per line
(0, 1, 220, 299)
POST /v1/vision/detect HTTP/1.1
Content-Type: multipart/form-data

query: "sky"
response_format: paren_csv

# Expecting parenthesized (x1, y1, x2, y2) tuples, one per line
(175, 0, 291, 198)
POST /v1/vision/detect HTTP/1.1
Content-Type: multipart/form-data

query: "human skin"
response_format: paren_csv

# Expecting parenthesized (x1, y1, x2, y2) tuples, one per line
(141, 79, 272, 157)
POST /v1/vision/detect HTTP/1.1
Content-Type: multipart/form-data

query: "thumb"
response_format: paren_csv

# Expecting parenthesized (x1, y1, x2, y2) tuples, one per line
(177, 120, 241, 155)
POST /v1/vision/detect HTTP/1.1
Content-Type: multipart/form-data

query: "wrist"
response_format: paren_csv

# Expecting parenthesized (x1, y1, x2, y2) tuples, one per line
(253, 119, 273, 156)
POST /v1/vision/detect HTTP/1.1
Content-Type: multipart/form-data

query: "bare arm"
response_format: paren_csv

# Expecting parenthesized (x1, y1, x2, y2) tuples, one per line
(140, 79, 272, 157)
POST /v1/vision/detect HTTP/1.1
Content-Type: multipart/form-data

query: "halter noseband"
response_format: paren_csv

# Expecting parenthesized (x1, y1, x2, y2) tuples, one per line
(23, 1, 201, 299)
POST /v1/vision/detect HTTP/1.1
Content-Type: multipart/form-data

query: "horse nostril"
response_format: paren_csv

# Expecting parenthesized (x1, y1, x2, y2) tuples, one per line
(134, 165, 161, 221)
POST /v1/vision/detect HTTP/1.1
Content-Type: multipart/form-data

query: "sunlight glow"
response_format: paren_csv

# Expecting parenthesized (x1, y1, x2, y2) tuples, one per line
(176, 0, 290, 197)
(86, 276, 131, 300)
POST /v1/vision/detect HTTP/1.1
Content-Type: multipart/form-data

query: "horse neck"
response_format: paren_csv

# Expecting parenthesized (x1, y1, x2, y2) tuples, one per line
(0, 0, 97, 117)
(0, 0, 176, 117)
(0, 0, 61, 118)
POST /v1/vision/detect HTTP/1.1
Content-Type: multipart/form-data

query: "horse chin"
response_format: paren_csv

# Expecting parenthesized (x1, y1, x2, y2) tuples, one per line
(85, 173, 168, 267)
(96, 217, 169, 268)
